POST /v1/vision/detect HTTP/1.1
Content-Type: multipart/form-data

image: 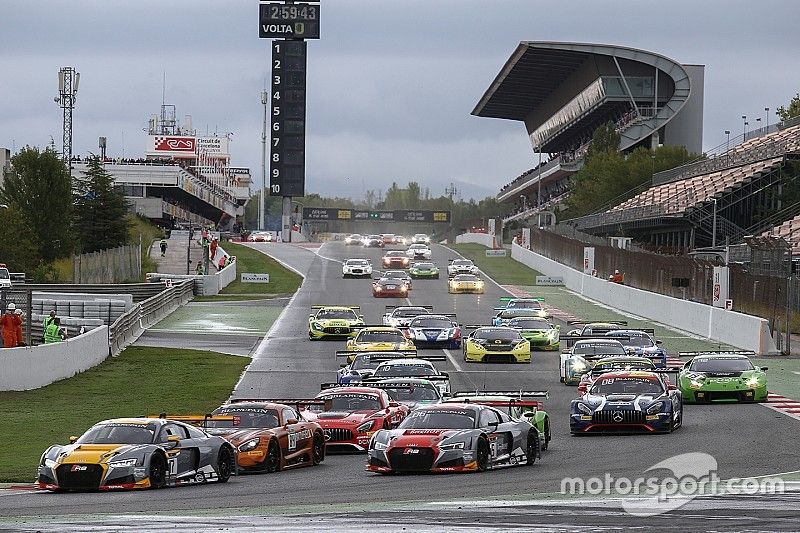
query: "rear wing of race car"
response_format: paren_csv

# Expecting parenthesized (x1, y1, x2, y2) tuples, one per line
(349, 381, 420, 390)
(449, 390, 549, 409)
(361, 374, 450, 384)
(311, 305, 361, 310)
(678, 350, 756, 357)
(560, 334, 631, 347)
(149, 413, 234, 429)
(566, 320, 628, 326)
(228, 398, 326, 415)
(349, 324, 405, 331)
(451, 390, 548, 399)
(565, 352, 635, 362)
(384, 305, 434, 311)
(335, 350, 418, 359)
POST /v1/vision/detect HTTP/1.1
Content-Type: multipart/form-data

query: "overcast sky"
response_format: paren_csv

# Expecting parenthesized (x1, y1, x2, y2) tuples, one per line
(2, 0, 798, 200)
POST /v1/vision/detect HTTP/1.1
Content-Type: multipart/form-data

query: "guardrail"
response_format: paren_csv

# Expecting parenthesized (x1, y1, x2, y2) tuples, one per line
(109, 279, 194, 355)
(20, 283, 165, 302)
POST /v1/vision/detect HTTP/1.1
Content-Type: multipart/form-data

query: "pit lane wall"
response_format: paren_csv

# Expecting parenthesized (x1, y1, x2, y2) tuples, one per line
(455, 232, 496, 248)
(0, 326, 110, 391)
(509, 242, 778, 355)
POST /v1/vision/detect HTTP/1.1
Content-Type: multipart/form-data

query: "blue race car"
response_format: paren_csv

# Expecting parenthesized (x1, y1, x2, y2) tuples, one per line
(605, 329, 666, 368)
(403, 314, 461, 349)
(570, 370, 683, 434)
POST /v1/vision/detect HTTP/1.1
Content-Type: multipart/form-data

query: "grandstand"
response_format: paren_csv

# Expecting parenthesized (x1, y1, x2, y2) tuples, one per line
(570, 122, 800, 250)
(473, 42, 704, 223)
(70, 104, 250, 231)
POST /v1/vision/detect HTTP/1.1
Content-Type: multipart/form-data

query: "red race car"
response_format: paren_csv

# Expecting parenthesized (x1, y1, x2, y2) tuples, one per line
(382, 251, 410, 269)
(303, 386, 409, 451)
(372, 277, 409, 298)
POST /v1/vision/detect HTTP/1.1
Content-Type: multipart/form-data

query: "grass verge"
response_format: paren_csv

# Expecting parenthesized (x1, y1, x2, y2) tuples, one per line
(220, 241, 302, 295)
(448, 243, 542, 285)
(0, 346, 248, 482)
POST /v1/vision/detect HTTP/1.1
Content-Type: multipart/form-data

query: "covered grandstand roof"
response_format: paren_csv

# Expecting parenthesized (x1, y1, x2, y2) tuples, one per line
(472, 41, 691, 122)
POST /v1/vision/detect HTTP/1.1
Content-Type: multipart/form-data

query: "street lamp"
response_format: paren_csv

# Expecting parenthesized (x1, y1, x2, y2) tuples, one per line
(765, 107, 770, 131)
(725, 130, 731, 165)
(755, 117, 762, 134)
(520, 195, 527, 212)
(712, 198, 718, 248)
(741, 115, 747, 140)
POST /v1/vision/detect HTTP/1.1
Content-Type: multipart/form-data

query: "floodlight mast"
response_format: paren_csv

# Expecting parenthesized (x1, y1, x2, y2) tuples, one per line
(55, 66, 79, 170)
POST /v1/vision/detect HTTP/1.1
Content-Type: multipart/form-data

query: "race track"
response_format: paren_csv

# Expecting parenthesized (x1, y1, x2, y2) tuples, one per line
(2, 241, 798, 528)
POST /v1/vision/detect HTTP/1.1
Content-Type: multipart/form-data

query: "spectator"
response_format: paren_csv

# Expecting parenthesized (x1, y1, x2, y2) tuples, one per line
(160, 238, 168, 257)
(209, 238, 218, 260)
(14, 308, 25, 346)
(195, 262, 205, 275)
(44, 317, 67, 344)
(1, 304, 20, 348)
(610, 270, 625, 284)
(218, 255, 228, 270)
(42, 310, 56, 343)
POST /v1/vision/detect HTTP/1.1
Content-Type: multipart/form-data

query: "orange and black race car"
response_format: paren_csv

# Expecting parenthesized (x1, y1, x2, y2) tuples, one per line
(169, 401, 326, 473)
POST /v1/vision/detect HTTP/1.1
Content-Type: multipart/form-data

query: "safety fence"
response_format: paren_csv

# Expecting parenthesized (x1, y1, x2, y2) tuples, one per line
(21, 283, 165, 302)
(109, 279, 194, 355)
(72, 243, 142, 284)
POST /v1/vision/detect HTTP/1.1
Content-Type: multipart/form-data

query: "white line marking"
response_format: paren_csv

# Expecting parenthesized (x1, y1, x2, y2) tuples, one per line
(761, 402, 800, 422)
(793, 371, 800, 376)
(443, 349, 464, 372)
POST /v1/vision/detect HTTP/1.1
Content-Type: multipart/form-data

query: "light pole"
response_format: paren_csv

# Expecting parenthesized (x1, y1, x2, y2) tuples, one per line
(520, 195, 527, 212)
(725, 130, 731, 165)
(765, 107, 770, 131)
(536, 146, 543, 228)
(741, 115, 747, 141)
(755, 117, 762, 135)
(712, 198, 718, 248)
(54, 66, 80, 169)
(260, 90, 268, 231)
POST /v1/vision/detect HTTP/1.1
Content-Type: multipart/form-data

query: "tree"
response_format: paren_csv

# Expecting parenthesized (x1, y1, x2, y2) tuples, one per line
(777, 92, 800, 122)
(0, 204, 40, 272)
(586, 121, 621, 159)
(0, 146, 73, 261)
(73, 157, 131, 253)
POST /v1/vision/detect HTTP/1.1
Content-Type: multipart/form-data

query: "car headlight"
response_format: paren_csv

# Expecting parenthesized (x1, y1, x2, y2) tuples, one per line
(400, 286, 407, 292)
(356, 421, 376, 433)
(109, 458, 138, 468)
(571, 360, 588, 372)
(746, 377, 761, 389)
(375, 286, 382, 292)
(439, 441, 465, 451)
(372, 440, 389, 451)
(238, 438, 260, 452)
(646, 402, 664, 415)
(577, 402, 593, 415)
(689, 379, 703, 389)
(311, 322, 324, 331)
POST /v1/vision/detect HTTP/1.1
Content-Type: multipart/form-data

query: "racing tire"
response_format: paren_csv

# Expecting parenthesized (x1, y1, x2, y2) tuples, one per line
(264, 440, 281, 473)
(312, 432, 325, 465)
(541, 418, 551, 451)
(525, 432, 539, 466)
(217, 446, 234, 483)
(475, 436, 490, 472)
(148, 453, 167, 489)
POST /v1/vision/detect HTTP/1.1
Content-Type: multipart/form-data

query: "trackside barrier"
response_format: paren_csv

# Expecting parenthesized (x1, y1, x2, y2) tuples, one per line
(455, 232, 496, 248)
(0, 326, 110, 391)
(510, 242, 778, 355)
(109, 280, 195, 356)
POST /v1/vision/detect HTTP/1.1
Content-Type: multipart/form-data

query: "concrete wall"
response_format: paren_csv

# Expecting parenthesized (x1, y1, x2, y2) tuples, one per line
(455, 232, 496, 248)
(0, 326, 110, 391)
(511, 242, 777, 355)
(664, 64, 705, 154)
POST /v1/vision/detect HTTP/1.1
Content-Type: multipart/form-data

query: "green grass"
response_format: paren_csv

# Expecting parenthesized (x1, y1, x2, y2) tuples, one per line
(193, 294, 293, 302)
(220, 241, 302, 295)
(130, 215, 164, 281)
(448, 243, 542, 285)
(0, 346, 248, 482)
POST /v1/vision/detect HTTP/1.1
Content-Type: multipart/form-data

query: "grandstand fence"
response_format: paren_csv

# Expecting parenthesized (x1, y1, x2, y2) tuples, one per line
(531, 228, 797, 330)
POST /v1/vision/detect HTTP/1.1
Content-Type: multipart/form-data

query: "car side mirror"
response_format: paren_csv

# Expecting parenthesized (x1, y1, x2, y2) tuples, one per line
(577, 385, 587, 395)
(667, 383, 677, 390)
(340, 363, 347, 368)
(309, 314, 315, 319)
(359, 315, 364, 320)
(487, 421, 499, 430)
(555, 325, 561, 330)
(656, 339, 663, 345)
(388, 401, 400, 408)
(286, 418, 298, 425)
(69, 435, 78, 444)
(167, 435, 181, 443)
(761, 366, 768, 371)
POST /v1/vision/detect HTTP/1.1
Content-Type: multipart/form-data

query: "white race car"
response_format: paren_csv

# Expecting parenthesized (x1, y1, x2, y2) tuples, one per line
(365, 357, 450, 397)
(411, 233, 431, 245)
(405, 244, 432, 260)
(447, 259, 477, 277)
(382, 306, 432, 327)
(342, 258, 373, 278)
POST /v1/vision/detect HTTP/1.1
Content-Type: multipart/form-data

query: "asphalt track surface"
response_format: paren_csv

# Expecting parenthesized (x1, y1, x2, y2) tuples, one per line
(2, 242, 799, 529)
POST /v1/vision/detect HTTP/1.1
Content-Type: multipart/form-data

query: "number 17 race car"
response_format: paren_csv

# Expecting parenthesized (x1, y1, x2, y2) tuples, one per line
(367, 401, 542, 474)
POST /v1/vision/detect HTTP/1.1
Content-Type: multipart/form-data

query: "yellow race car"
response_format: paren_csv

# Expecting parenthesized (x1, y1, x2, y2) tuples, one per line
(448, 274, 485, 294)
(309, 306, 365, 340)
(462, 326, 531, 363)
(345, 326, 416, 354)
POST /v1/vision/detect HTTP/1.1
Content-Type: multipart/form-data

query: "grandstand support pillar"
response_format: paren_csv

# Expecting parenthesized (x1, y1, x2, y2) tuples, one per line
(613, 56, 640, 116)
(282, 196, 292, 243)
(536, 148, 543, 228)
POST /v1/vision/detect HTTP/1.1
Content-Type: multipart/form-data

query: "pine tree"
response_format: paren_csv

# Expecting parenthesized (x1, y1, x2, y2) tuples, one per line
(73, 158, 131, 253)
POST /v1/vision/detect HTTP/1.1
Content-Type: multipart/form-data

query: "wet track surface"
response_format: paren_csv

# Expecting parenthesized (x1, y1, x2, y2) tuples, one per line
(2, 242, 799, 529)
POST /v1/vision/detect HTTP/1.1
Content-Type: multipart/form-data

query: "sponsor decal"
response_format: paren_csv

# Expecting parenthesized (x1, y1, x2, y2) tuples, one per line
(403, 448, 420, 454)
(71, 465, 88, 472)
(288, 428, 312, 451)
